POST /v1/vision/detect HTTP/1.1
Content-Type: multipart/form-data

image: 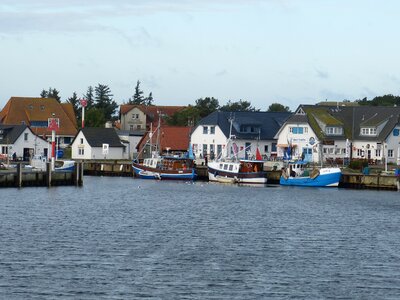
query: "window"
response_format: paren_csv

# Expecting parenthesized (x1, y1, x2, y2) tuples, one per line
(264, 145, 269, 153)
(304, 127, 308, 133)
(388, 149, 394, 158)
(223, 164, 228, 170)
(393, 129, 400, 136)
(203, 126, 208, 134)
(361, 127, 377, 136)
(129, 125, 134, 131)
(290, 127, 304, 134)
(131, 113, 139, 119)
(137, 125, 141, 130)
(24, 133, 28, 141)
(229, 165, 233, 171)
(80, 138, 84, 144)
(78, 148, 84, 155)
(325, 127, 343, 135)
(271, 143, 277, 152)
(210, 126, 215, 134)
(40, 105, 45, 111)
(375, 149, 381, 157)
(64, 137, 71, 144)
(357, 149, 364, 157)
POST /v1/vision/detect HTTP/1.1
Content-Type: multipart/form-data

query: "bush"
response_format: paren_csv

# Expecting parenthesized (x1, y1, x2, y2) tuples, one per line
(349, 159, 368, 170)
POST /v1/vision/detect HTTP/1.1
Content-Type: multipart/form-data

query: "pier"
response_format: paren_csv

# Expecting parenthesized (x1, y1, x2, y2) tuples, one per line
(0, 162, 84, 188)
(82, 161, 400, 191)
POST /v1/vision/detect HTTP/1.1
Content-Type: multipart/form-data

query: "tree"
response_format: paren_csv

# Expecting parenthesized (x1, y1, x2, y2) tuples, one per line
(67, 92, 80, 121)
(267, 103, 290, 112)
(94, 84, 118, 121)
(166, 106, 200, 126)
(130, 80, 145, 105)
(40, 87, 61, 102)
(83, 86, 95, 108)
(85, 107, 107, 127)
(195, 97, 220, 118)
(357, 94, 400, 106)
(144, 92, 154, 106)
(220, 99, 259, 112)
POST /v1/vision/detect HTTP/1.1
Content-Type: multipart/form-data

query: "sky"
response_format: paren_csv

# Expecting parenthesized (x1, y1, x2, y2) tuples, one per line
(1, 0, 400, 111)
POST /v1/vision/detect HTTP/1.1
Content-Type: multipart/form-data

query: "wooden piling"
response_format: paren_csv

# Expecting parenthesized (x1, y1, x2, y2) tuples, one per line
(46, 162, 52, 187)
(16, 163, 22, 187)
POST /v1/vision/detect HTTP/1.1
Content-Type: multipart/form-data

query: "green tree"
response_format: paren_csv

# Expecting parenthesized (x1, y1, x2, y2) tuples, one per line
(267, 103, 291, 112)
(85, 107, 107, 127)
(195, 97, 220, 118)
(83, 86, 95, 108)
(130, 80, 145, 105)
(94, 84, 118, 121)
(220, 99, 259, 112)
(166, 106, 200, 126)
(144, 92, 154, 106)
(357, 94, 400, 106)
(40, 87, 61, 102)
(67, 92, 80, 121)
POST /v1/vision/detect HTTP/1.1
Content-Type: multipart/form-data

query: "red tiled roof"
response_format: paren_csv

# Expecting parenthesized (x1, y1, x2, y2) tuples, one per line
(0, 97, 78, 136)
(137, 126, 191, 152)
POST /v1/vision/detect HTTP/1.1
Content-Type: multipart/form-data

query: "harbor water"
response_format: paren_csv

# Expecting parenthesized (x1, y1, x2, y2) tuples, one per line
(1, 177, 400, 299)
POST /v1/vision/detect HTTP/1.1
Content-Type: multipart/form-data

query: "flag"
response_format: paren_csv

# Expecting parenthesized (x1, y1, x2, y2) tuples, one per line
(256, 147, 262, 160)
(233, 143, 238, 156)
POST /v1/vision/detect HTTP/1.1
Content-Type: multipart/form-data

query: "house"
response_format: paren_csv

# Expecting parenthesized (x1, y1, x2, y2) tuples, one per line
(190, 111, 292, 160)
(119, 104, 186, 132)
(275, 104, 400, 164)
(0, 97, 78, 148)
(117, 129, 145, 159)
(0, 124, 50, 161)
(136, 126, 192, 159)
(71, 127, 128, 160)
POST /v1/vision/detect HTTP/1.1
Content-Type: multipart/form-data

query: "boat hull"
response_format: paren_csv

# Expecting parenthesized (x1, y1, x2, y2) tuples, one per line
(208, 167, 267, 184)
(132, 163, 196, 180)
(280, 168, 341, 187)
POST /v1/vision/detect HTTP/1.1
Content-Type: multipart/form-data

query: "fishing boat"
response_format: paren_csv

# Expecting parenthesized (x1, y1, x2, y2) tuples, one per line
(132, 156, 196, 180)
(29, 155, 75, 172)
(207, 116, 267, 184)
(132, 119, 196, 181)
(280, 161, 341, 187)
(208, 158, 267, 184)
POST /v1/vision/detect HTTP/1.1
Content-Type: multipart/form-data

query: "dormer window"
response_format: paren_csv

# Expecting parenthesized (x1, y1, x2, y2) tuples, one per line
(40, 105, 45, 111)
(360, 127, 377, 136)
(325, 127, 343, 135)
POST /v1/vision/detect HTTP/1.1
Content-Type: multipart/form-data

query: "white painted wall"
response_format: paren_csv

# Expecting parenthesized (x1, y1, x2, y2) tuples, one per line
(384, 124, 400, 165)
(121, 107, 147, 131)
(0, 128, 50, 160)
(71, 131, 127, 160)
(276, 123, 320, 162)
(190, 124, 277, 159)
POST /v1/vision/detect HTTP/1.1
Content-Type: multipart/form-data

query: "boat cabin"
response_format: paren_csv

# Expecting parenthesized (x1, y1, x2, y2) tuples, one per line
(143, 157, 193, 171)
(240, 161, 264, 173)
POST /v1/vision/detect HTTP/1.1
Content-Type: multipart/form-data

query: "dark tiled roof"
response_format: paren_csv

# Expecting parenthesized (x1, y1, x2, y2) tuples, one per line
(80, 127, 124, 147)
(299, 104, 400, 141)
(198, 111, 292, 140)
(0, 124, 27, 143)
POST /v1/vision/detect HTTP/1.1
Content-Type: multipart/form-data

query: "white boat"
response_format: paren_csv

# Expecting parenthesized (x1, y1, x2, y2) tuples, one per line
(208, 159, 267, 184)
(29, 155, 75, 172)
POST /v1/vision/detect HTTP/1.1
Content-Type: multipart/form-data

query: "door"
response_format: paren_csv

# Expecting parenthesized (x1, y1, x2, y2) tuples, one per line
(23, 148, 33, 161)
(302, 147, 313, 162)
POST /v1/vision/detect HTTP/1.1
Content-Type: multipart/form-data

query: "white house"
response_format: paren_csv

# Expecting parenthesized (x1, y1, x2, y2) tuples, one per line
(116, 130, 144, 159)
(275, 104, 400, 165)
(0, 124, 50, 161)
(71, 127, 128, 160)
(190, 111, 291, 160)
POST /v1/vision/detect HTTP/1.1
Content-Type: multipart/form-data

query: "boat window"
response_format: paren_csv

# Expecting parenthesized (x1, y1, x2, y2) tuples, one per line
(219, 163, 223, 169)
(224, 164, 228, 170)
(229, 165, 233, 171)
